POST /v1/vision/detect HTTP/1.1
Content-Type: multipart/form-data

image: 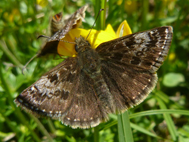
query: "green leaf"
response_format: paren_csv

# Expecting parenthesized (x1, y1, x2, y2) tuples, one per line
(163, 73, 185, 87)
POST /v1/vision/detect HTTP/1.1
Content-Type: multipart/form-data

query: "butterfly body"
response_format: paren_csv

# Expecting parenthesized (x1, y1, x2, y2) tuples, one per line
(15, 26, 173, 129)
(76, 36, 116, 115)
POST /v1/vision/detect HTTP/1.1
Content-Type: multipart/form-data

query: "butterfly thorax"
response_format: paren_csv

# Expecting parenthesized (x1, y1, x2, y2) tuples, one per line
(76, 36, 101, 75)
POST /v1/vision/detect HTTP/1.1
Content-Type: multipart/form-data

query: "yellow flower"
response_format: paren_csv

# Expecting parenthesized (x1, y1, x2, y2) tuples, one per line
(36, 0, 48, 8)
(124, 0, 138, 14)
(57, 20, 132, 57)
(168, 53, 176, 61)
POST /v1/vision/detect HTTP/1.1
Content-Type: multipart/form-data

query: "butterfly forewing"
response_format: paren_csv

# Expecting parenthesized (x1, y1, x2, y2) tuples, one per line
(16, 57, 108, 129)
(97, 26, 172, 73)
(15, 58, 79, 117)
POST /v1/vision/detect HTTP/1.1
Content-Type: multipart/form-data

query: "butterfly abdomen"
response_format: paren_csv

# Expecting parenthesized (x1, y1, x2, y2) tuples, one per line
(92, 73, 116, 114)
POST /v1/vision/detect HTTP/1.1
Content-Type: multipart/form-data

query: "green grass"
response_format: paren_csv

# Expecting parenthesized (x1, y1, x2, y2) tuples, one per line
(1, 0, 189, 141)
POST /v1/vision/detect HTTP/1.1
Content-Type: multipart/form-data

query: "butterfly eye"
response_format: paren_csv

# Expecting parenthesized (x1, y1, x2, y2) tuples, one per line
(87, 41, 90, 46)
(75, 44, 78, 52)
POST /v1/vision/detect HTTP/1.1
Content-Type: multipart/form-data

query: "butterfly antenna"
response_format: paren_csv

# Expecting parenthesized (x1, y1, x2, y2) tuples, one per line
(22, 54, 38, 75)
(59, 39, 75, 44)
(37, 35, 50, 39)
(22, 34, 51, 75)
(86, 9, 104, 40)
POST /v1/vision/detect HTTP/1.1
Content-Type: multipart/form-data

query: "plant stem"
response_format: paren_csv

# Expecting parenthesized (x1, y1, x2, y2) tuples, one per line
(30, 114, 54, 141)
(0, 40, 23, 68)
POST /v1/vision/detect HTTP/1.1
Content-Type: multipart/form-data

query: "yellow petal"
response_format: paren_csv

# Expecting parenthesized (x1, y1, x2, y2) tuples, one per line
(105, 24, 117, 37)
(87, 29, 117, 48)
(57, 28, 89, 57)
(116, 20, 132, 37)
(57, 33, 77, 57)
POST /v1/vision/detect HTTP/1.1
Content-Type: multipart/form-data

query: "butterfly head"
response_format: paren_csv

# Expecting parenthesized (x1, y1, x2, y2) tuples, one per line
(75, 36, 91, 53)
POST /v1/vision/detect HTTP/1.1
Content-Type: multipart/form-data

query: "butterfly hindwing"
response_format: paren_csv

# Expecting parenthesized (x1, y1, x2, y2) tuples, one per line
(61, 69, 109, 128)
(101, 61, 157, 112)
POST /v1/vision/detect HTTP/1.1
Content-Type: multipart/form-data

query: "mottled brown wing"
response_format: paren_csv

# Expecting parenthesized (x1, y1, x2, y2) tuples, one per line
(96, 26, 173, 112)
(37, 4, 88, 57)
(15, 58, 79, 118)
(61, 69, 109, 129)
(15, 57, 107, 129)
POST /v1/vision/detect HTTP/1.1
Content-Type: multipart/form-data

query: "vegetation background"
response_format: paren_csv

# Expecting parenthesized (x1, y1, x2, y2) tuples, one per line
(0, 0, 189, 142)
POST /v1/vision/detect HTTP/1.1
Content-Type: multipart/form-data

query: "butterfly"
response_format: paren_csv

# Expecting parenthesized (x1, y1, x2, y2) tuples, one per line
(15, 26, 173, 129)
(37, 4, 88, 57)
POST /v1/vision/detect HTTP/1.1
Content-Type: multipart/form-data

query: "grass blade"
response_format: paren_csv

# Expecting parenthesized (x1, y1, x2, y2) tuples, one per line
(130, 109, 189, 118)
(155, 94, 178, 141)
(94, 126, 99, 142)
(118, 111, 133, 142)
(130, 122, 161, 139)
